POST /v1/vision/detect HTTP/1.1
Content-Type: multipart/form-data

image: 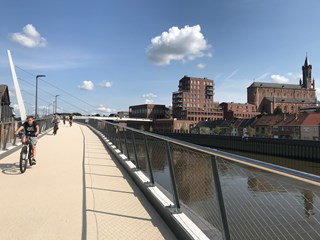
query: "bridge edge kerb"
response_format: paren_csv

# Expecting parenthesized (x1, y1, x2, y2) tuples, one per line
(85, 124, 208, 240)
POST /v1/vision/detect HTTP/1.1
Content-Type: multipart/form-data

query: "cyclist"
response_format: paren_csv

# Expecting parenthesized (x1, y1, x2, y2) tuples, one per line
(52, 114, 60, 135)
(15, 115, 39, 165)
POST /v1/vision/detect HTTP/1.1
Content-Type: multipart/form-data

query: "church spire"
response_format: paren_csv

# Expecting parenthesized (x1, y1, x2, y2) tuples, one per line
(304, 55, 309, 67)
(302, 55, 312, 89)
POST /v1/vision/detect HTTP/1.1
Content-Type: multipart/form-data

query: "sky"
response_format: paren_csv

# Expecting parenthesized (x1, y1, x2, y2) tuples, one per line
(1, 0, 320, 116)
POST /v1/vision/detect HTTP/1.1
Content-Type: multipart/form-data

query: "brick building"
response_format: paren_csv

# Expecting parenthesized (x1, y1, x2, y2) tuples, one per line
(172, 76, 223, 121)
(153, 119, 195, 133)
(129, 104, 167, 119)
(220, 102, 260, 120)
(254, 112, 320, 140)
(247, 57, 317, 114)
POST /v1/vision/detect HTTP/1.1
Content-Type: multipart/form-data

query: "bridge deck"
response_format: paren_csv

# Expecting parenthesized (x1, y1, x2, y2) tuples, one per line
(0, 123, 176, 240)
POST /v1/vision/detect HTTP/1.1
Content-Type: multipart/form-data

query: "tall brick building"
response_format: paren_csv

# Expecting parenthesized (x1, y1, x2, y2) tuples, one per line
(172, 76, 223, 121)
(247, 57, 317, 114)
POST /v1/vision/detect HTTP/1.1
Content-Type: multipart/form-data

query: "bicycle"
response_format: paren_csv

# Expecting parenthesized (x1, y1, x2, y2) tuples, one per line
(53, 122, 59, 135)
(18, 135, 34, 173)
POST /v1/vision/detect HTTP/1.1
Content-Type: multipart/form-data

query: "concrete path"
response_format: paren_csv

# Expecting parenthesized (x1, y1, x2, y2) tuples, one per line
(0, 123, 176, 240)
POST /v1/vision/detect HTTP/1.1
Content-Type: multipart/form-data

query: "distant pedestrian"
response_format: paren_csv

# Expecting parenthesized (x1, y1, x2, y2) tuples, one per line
(69, 114, 73, 127)
(63, 115, 66, 125)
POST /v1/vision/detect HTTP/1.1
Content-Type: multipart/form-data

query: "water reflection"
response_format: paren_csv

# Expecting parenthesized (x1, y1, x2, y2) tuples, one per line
(303, 190, 315, 218)
(171, 149, 213, 204)
(247, 176, 287, 193)
(221, 149, 320, 176)
(128, 137, 320, 239)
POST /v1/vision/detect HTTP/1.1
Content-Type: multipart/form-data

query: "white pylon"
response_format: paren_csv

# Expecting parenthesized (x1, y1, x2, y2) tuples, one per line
(7, 50, 27, 121)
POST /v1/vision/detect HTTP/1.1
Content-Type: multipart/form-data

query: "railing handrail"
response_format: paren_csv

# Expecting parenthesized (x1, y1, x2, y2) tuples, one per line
(89, 118, 320, 186)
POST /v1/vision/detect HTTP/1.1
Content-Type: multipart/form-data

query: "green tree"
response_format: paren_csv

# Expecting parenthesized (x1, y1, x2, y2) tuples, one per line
(273, 106, 283, 115)
(180, 126, 186, 133)
(213, 127, 222, 135)
(200, 127, 210, 134)
(291, 132, 300, 140)
(139, 125, 145, 131)
(245, 126, 254, 137)
(265, 126, 273, 138)
(229, 123, 236, 136)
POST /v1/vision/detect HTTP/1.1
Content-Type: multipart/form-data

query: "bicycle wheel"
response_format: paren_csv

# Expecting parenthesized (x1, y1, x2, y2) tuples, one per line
(19, 146, 28, 173)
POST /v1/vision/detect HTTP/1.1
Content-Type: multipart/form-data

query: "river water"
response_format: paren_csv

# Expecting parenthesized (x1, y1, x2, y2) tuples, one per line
(220, 149, 320, 176)
(132, 139, 320, 240)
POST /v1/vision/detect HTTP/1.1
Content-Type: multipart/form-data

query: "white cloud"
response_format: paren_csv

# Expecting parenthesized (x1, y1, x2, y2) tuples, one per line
(142, 93, 157, 104)
(316, 87, 320, 95)
(99, 80, 112, 88)
(142, 93, 157, 98)
(271, 74, 289, 83)
(96, 104, 115, 113)
(79, 80, 94, 91)
(11, 24, 47, 48)
(197, 63, 206, 69)
(145, 99, 154, 104)
(146, 25, 211, 65)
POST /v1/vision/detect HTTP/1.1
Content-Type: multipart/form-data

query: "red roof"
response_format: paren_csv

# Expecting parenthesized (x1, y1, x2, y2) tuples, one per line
(255, 112, 320, 127)
(302, 112, 320, 125)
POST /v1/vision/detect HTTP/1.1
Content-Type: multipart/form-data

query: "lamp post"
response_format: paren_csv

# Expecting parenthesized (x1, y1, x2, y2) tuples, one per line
(55, 95, 60, 114)
(47, 104, 51, 115)
(35, 74, 46, 118)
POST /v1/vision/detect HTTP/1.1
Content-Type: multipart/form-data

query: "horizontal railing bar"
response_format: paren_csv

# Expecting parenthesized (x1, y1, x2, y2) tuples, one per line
(89, 118, 320, 186)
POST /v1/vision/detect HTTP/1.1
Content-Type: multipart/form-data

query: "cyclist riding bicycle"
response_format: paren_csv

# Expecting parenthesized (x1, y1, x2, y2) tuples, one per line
(52, 114, 60, 135)
(15, 116, 39, 165)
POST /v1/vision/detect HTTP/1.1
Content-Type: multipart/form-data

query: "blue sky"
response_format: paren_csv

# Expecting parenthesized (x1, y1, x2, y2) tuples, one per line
(1, 0, 320, 115)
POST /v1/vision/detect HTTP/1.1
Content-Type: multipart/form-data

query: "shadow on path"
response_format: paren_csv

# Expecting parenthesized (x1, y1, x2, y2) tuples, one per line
(0, 162, 22, 175)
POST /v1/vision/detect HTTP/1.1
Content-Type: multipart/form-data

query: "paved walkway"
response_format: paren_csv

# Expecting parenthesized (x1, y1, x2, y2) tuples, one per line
(0, 123, 176, 240)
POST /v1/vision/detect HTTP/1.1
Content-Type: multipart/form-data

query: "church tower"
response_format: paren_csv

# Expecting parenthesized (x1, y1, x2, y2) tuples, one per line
(302, 56, 314, 89)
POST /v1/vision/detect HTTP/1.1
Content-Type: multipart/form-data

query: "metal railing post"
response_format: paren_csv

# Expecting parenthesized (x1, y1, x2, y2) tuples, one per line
(117, 127, 123, 152)
(211, 155, 231, 240)
(112, 126, 116, 144)
(131, 132, 140, 169)
(124, 130, 130, 159)
(104, 125, 108, 140)
(144, 135, 154, 184)
(3, 124, 11, 150)
(108, 125, 112, 141)
(13, 132, 18, 146)
(165, 141, 180, 211)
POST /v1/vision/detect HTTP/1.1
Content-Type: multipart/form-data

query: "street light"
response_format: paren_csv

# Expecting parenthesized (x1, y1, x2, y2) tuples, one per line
(55, 95, 60, 114)
(35, 74, 46, 118)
